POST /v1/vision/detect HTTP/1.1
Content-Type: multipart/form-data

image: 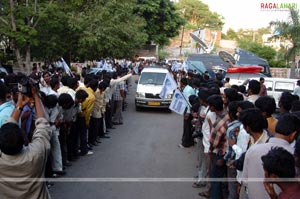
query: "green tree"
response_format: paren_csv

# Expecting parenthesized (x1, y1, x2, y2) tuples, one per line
(0, 0, 45, 72)
(226, 28, 238, 40)
(0, 0, 149, 69)
(273, 9, 300, 78)
(69, 0, 148, 59)
(176, 0, 224, 30)
(134, 0, 185, 46)
(0, 0, 198, 68)
(31, 2, 75, 63)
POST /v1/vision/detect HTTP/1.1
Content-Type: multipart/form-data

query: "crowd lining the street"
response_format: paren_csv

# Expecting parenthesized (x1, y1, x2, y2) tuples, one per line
(0, 61, 133, 198)
(176, 69, 300, 199)
(0, 59, 300, 199)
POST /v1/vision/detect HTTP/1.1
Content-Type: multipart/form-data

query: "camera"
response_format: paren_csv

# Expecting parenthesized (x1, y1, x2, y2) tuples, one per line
(17, 77, 39, 97)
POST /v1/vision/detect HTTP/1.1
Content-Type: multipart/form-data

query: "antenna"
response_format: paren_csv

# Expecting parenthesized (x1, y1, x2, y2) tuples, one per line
(190, 32, 209, 53)
(190, 29, 217, 54)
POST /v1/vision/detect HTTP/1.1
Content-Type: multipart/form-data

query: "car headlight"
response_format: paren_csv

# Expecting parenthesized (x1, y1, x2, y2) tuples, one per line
(136, 92, 145, 98)
(167, 94, 173, 99)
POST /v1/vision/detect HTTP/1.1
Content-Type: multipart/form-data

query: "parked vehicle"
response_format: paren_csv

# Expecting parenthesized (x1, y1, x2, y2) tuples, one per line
(186, 53, 230, 77)
(163, 57, 184, 66)
(234, 48, 272, 77)
(135, 67, 173, 111)
(252, 77, 298, 107)
(226, 72, 267, 86)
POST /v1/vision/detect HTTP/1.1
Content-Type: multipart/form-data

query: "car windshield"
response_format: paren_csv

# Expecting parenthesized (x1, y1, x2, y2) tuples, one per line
(186, 60, 207, 74)
(139, 72, 166, 85)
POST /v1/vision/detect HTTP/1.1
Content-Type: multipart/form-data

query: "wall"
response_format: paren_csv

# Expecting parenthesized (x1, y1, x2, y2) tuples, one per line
(270, 68, 300, 79)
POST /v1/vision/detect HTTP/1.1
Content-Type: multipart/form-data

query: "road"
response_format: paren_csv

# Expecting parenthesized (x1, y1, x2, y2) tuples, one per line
(50, 75, 201, 199)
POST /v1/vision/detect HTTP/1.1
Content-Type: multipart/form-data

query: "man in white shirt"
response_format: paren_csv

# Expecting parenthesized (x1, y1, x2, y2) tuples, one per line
(179, 77, 196, 148)
(241, 112, 297, 199)
(293, 80, 300, 97)
(247, 80, 260, 104)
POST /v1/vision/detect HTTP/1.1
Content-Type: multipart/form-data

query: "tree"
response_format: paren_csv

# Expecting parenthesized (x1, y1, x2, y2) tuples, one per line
(0, 0, 187, 68)
(31, 2, 74, 63)
(175, 0, 224, 30)
(69, 0, 148, 59)
(0, 0, 42, 70)
(226, 28, 238, 40)
(0, 0, 149, 70)
(274, 9, 300, 78)
(134, 0, 185, 46)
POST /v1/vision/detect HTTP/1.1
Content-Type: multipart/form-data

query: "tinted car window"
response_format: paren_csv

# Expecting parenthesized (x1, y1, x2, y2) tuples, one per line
(274, 81, 295, 92)
(264, 80, 273, 91)
(186, 60, 207, 73)
(139, 72, 166, 85)
(225, 73, 240, 79)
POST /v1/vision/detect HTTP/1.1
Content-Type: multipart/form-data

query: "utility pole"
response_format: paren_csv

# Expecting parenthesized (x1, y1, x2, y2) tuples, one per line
(179, 25, 185, 56)
(179, 8, 186, 56)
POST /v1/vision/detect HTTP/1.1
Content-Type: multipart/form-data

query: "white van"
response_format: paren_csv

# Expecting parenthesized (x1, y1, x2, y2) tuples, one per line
(135, 67, 173, 110)
(252, 77, 298, 107)
(226, 72, 267, 86)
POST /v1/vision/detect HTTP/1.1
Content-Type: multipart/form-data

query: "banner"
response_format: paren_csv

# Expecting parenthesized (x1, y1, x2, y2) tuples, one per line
(181, 61, 188, 73)
(102, 60, 108, 71)
(61, 57, 72, 76)
(171, 61, 181, 72)
(169, 89, 188, 115)
(159, 72, 177, 99)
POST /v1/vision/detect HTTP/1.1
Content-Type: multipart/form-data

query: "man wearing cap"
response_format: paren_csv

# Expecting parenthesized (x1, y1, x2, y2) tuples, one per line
(293, 80, 300, 97)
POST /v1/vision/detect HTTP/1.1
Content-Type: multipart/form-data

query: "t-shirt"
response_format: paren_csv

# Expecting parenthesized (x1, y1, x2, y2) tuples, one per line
(294, 86, 300, 97)
(0, 117, 52, 199)
(278, 184, 300, 199)
(242, 138, 295, 199)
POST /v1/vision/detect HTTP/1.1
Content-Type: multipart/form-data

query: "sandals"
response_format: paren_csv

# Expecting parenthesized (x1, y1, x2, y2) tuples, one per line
(192, 182, 206, 188)
(198, 191, 210, 198)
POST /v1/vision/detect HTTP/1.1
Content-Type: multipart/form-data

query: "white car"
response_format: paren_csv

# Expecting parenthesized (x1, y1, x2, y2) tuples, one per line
(135, 67, 173, 111)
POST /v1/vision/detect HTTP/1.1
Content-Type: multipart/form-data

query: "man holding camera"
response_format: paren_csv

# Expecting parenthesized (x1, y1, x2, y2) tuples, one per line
(0, 87, 52, 198)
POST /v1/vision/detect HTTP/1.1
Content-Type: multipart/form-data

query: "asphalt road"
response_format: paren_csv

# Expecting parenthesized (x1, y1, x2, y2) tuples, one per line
(50, 75, 201, 199)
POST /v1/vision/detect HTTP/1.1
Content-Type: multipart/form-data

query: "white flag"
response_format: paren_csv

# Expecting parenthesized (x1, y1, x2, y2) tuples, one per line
(169, 89, 188, 115)
(159, 72, 177, 99)
(61, 57, 72, 76)
(102, 60, 108, 71)
(181, 61, 188, 73)
(96, 61, 102, 68)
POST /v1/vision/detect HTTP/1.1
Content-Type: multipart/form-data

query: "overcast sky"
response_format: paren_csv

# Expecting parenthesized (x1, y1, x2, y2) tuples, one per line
(201, 0, 295, 32)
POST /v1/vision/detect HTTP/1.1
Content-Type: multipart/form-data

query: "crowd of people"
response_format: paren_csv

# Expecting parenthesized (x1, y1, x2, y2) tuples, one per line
(1, 59, 300, 199)
(0, 62, 133, 198)
(176, 69, 300, 199)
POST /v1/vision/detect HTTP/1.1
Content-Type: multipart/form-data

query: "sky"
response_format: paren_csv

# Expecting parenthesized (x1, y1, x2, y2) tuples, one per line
(201, 0, 296, 32)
